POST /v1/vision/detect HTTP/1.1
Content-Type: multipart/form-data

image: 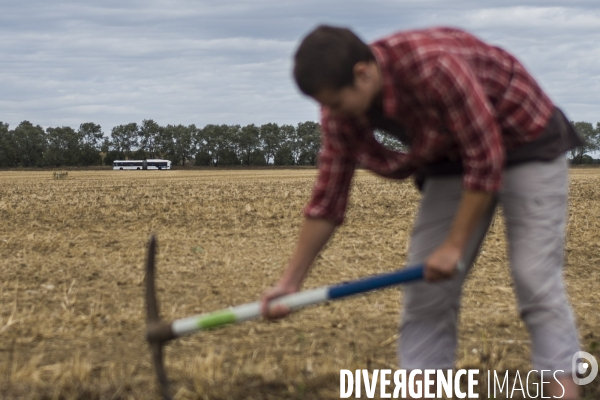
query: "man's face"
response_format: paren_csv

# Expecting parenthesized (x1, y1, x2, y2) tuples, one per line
(313, 85, 373, 118)
(313, 61, 381, 118)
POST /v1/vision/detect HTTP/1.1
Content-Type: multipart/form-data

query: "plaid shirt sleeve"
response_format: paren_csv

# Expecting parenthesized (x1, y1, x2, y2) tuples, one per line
(303, 112, 356, 225)
(426, 52, 505, 192)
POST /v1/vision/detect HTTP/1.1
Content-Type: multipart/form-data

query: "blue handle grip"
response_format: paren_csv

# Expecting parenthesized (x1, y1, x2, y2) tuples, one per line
(328, 265, 424, 299)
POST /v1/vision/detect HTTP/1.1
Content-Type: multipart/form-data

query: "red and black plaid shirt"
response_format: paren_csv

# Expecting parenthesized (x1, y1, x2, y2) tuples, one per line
(304, 27, 555, 224)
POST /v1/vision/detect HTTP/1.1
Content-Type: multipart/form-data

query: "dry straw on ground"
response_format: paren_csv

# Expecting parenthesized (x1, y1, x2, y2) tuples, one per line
(0, 168, 598, 399)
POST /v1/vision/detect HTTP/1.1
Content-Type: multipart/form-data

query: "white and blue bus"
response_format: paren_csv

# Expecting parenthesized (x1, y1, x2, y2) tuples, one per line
(113, 159, 172, 170)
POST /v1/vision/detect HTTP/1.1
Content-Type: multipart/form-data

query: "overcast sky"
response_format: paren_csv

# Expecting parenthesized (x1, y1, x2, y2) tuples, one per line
(1, 1, 599, 134)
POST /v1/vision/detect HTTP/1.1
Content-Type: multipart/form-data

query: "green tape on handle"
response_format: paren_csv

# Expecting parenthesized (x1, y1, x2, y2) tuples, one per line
(197, 310, 237, 329)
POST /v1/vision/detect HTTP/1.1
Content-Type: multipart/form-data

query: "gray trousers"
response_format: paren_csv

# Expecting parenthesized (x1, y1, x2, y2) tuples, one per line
(399, 156, 580, 372)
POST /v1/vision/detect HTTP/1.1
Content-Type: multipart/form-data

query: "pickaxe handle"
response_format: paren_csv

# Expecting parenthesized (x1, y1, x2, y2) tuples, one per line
(146, 236, 463, 399)
(163, 265, 424, 338)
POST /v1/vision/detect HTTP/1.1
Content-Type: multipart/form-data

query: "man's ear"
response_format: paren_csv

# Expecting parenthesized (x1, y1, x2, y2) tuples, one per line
(353, 62, 370, 83)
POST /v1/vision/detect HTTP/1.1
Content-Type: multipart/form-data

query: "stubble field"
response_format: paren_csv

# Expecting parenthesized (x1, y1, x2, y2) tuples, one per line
(0, 168, 599, 399)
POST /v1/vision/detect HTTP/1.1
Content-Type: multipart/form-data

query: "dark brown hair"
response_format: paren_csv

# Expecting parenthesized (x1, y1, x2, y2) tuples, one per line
(293, 25, 375, 96)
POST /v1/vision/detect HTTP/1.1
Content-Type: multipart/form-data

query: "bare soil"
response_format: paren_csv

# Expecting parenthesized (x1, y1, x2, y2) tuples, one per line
(0, 169, 598, 399)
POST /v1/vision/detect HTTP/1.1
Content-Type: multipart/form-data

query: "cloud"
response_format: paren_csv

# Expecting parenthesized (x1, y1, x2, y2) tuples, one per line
(0, 0, 599, 134)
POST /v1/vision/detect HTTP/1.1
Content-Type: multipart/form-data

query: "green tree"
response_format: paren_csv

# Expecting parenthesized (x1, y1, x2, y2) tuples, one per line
(578, 154, 596, 164)
(217, 125, 240, 166)
(79, 122, 103, 148)
(260, 123, 280, 165)
(296, 121, 321, 166)
(194, 150, 212, 166)
(249, 150, 267, 166)
(14, 121, 46, 167)
(570, 121, 599, 164)
(103, 151, 121, 166)
(101, 137, 111, 153)
(78, 122, 103, 166)
(43, 126, 81, 166)
(217, 148, 240, 165)
(199, 124, 239, 166)
(193, 126, 210, 165)
(0, 122, 18, 167)
(131, 148, 149, 160)
(274, 146, 295, 165)
(197, 125, 218, 166)
(138, 119, 161, 158)
(238, 124, 261, 166)
(111, 123, 138, 159)
(160, 124, 195, 166)
(101, 137, 113, 166)
(274, 124, 297, 165)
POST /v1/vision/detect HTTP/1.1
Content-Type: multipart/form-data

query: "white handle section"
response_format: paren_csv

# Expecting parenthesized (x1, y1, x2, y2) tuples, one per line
(172, 316, 204, 335)
(171, 287, 330, 336)
(234, 287, 329, 322)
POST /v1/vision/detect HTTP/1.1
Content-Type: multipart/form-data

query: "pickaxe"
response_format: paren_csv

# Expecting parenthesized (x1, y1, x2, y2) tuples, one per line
(145, 235, 431, 399)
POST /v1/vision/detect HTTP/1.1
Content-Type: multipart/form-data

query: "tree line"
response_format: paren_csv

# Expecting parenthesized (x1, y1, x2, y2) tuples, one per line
(0, 119, 598, 168)
(0, 120, 322, 168)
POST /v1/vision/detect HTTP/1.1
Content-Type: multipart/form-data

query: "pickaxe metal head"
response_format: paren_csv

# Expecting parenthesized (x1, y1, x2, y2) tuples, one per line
(145, 235, 176, 400)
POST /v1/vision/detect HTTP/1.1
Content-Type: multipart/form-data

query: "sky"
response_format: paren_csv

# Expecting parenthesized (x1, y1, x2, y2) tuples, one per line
(1, 1, 600, 134)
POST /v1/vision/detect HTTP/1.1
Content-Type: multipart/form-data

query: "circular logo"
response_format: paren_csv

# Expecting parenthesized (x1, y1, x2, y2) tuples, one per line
(572, 351, 598, 385)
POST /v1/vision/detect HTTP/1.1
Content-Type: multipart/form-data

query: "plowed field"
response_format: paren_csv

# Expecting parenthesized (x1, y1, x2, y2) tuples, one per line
(0, 168, 598, 399)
